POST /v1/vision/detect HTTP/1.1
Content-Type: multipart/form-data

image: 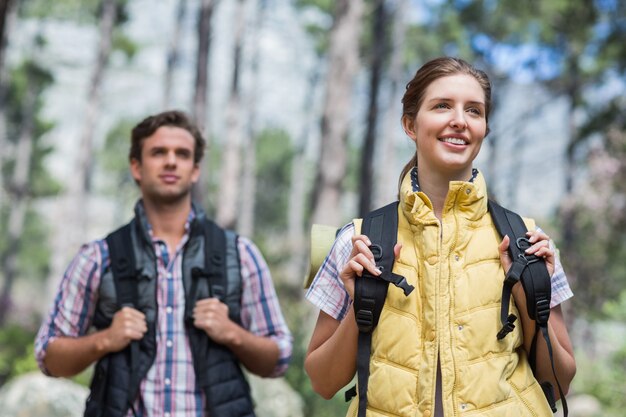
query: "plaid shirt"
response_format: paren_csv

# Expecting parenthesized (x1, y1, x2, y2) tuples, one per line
(306, 222, 573, 322)
(35, 208, 292, 417)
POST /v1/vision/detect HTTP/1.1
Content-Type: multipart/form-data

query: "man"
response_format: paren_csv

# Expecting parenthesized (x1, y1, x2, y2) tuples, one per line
(35, 110, 292, 417)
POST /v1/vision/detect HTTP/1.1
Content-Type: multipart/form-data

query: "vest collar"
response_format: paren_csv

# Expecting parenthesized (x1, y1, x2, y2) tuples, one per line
(133, 199, 206, 245)
(400, 167, 489, 224)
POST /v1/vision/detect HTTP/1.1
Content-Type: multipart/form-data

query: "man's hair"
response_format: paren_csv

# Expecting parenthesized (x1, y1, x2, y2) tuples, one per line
(129, 110, 206, 164)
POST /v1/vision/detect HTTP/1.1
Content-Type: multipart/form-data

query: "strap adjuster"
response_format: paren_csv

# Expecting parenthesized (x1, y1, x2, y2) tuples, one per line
(535, 298, 550, 324)
(355, 309, 374, 333)
(497, 314, 517, 340)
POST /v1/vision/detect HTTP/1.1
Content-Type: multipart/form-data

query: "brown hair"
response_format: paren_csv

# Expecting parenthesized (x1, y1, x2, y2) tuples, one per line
(397, 57, 492, 190)
(129, 110, 206, 164)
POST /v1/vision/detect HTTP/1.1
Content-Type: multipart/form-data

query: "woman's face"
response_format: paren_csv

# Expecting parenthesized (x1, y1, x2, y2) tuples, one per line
(403, 73, 487, 180)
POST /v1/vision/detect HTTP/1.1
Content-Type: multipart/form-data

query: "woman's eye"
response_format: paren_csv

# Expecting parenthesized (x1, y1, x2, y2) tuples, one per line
(435, 103, 449, 109)
(468, 108, 482, 115)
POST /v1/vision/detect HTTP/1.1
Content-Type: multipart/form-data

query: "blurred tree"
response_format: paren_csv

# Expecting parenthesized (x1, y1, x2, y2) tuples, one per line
(217, 0, 247, 229)
(309, 0, 364, 226)
(239, 0, 268, 238)
(98, 119, 138, 222)
(375, 0, 408, 207)
(0, 0, 19, 206)
(0, 0, 17, 79)
(191, 0, 217, 205)
(163, 0, 188, 108)
(0, 54, 58, 325)
(192, 0, 217, 131)
(358, 0, 389, 216)
(559, 100, 626, 316)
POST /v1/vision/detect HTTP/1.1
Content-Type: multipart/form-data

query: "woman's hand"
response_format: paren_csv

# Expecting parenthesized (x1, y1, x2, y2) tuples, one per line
(498, 229, 555, 277)
(339, 234, 402, 300)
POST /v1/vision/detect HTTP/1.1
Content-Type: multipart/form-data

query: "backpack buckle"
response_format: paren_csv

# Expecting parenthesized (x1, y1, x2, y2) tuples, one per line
(535, 298, 550, 324)
(516, 237, 540, 265)
(355, 309, 374, 333)
(497, 314, 517, 340)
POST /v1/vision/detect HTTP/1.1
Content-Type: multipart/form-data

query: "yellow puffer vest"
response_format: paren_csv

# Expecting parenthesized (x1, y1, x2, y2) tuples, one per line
(347, 171, 553, 417)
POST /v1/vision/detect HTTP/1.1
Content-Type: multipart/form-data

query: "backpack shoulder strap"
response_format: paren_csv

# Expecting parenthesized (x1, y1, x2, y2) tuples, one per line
(187, 218, 241, 323)
(105, 222, 141, 414)
(223, 229, 242, 322)
(488, 200, 568, 416)
(351, 201, 414, 417)
(106, 223, 138, 309)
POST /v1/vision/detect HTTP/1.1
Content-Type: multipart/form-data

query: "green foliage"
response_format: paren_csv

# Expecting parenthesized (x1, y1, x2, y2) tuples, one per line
(254, 128, 294, 234)
(295, 0, 335, 16)
(281, 300, 348, 417)
(16, 209, 53, 282)
(111, 32, 138, 60)
(572, 291, 626, 416)
(22, 0, 129, 26)
(0, 325, 37, 384)
(558, 103, 626, 317)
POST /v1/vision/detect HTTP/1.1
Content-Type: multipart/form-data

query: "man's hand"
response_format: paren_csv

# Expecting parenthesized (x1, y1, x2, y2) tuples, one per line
(103, 306, 147, 352)
(193, 298, 238, 346)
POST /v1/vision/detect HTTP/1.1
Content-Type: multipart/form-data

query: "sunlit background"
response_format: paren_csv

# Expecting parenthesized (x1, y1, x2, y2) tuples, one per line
(0, 0, 625, 416)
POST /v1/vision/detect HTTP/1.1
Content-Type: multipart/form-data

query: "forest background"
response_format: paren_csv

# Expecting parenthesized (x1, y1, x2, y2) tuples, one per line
(0, 0, 625, 416)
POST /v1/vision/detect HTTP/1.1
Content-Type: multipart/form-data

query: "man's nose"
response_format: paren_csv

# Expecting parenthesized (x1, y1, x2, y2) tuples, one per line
(165, 151, 177, 165)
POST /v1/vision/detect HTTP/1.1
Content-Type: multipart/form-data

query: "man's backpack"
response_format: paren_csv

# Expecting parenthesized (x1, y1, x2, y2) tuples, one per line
(306, 200, 568, 417)
(104, 217, 254, 417)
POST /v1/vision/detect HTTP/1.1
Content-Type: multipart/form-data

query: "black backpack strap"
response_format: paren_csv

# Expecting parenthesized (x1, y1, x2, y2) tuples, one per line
(488, 200, 568, 416)
(350, 202, 414, 417)
(105, 223, 140, 416)
(187, 219, 227, 318)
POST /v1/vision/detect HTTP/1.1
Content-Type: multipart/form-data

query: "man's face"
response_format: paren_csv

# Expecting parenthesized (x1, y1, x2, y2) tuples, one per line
(130, 126, 200, 204)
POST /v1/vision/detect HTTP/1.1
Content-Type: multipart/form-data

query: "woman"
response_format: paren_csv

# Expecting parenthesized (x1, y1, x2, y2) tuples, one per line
(304, 57, 576, 417)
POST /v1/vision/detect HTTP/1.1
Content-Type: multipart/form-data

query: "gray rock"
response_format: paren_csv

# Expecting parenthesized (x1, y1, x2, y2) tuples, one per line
(0, 371, 305, 417)
(0, 372, 88, 417)
(249, 374, 304, 417)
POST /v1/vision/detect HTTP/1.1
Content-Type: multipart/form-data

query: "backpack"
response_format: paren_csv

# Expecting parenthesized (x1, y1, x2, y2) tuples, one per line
(104, 217, 254, 417)
(305, 200, 568, 417)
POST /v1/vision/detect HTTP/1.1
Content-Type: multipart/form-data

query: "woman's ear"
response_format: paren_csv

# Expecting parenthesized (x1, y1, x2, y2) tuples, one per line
(402, 115, 417, 142)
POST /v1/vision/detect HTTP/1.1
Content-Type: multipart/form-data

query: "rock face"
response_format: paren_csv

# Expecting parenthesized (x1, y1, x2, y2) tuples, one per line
(0, 372, 304, 417)
(0, 372, 89, 417)
(249, 374, 304, 417)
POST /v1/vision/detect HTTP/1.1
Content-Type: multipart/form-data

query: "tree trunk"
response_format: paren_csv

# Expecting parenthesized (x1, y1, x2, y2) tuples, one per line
(358, 0, 387, 217)
(75, 0, 117, 195)
(163, 0, 187, 108)
(0, 0, 18, 205)
(0, 67, 36, 325)
(376, 0, 406, 206)
(48, 0, 117, 309)
(310, 0, 364, 226)
(216, 0, 246, 229)
(0, 0, 16, 71)
(192, 0, 216, 205)
(192, 0, 214, 129)
(238, 0, 266, 238)
(286, 67, 322, 288)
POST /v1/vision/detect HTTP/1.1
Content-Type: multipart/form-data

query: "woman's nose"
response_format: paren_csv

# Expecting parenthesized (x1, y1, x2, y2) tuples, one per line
(450, 110, 467, 129)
